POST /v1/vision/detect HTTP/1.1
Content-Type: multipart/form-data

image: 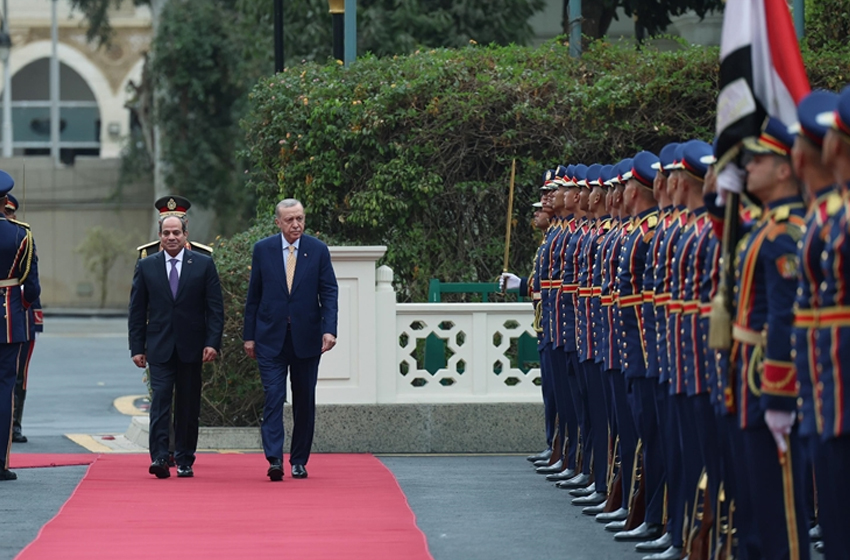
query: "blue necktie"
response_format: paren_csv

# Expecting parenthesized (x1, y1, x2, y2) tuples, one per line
(169, 258, 179, 298)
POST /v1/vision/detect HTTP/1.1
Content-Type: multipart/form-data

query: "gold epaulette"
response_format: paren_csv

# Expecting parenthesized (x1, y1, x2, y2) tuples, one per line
(646, 214, 658, 229)
(136, 240, 160, 260)
(826, 192, 843, 217)
(9, 218, 30, 229)
(189, 241, 214, 254)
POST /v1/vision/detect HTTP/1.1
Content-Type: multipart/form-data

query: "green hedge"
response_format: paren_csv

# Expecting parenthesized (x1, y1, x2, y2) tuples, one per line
(201, 38, 850, 426)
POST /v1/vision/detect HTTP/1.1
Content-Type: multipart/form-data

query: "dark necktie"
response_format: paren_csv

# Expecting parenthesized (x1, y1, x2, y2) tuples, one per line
(169, 258, 179, 298)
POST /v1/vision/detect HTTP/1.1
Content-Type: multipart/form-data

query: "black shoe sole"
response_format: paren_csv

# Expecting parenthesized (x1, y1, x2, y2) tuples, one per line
(149, 464, 170, 479)
(177, 470, 194, 478)
(268, 466, 284, 482)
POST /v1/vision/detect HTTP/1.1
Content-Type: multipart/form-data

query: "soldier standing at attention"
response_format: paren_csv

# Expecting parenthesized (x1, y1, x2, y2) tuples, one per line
(4, 194, 43, 444)
(137, 196, 213, 259)
(0, 170, 40, 481)
(813, 84, 850, 559)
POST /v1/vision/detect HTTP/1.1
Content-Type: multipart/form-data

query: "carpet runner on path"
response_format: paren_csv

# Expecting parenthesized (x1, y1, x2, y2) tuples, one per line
(15, 453, 434, 560)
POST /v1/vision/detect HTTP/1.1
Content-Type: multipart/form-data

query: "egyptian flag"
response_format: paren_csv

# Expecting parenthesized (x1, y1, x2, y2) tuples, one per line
(714, 0, 810, 167)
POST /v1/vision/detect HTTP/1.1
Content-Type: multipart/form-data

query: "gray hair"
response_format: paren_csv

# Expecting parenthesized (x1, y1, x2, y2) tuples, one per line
(275, 198, 303, 217)
(158, 215, 188, 233)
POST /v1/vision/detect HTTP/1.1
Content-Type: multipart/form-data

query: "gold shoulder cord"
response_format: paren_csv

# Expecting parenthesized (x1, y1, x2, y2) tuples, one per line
(19, 228, 34, 283)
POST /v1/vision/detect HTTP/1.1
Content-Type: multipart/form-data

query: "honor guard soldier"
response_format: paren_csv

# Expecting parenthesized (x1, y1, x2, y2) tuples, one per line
(0, 170, 41, 481)
(813, 84, 850, 559)
(612, 152, 662, 544)
(137, 196, 213, 259)
(788, 90, 840, 554)
(543, 164, 580, 480)
(716, 117, 810, 560)
(558, 164, 596, 491)
(505, 172, 559, 466)
(4, 194, 43, 444)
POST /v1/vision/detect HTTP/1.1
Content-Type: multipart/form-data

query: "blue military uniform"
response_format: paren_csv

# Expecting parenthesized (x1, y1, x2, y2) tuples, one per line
(728, 118, 810, 560)
(3, 194, 43, 444)
(0, 171, 41, 479)
(813, 85, 850, 558)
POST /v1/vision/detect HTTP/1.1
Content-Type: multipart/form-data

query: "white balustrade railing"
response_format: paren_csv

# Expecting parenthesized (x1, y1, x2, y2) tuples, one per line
(316, 247, 541, 405)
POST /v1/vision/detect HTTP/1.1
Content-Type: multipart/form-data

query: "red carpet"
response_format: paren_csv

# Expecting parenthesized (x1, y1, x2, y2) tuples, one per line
(15, 453, 434, 560)
(10, 454, 98, 469)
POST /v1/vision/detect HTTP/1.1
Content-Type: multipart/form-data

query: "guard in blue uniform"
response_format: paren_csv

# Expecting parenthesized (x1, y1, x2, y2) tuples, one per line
(538, 165, 580, 478)
(4, 194, 43, 444)
(571, 163, 611, 507)
(611, 152, 662, 543)
(0, 170, 41, 481)
(814, 84, 850, 560)
(714, 118, 811, 560)
(137, 196, 214, 259)
(504, 172, 559, 465)
(788, 90, 840, 554)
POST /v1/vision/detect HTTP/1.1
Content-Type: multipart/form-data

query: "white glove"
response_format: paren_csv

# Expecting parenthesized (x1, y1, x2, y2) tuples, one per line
(765, 409, 796, 454)
(715, 163, 746, 206)
(499, 272, 521, 292)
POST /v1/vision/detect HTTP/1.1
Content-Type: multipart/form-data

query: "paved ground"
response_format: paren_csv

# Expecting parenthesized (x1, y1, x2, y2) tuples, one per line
(0, 318, 656, 560)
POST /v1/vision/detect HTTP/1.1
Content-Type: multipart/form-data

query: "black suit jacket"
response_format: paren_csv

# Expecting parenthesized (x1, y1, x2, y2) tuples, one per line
(129, 249, 224, 364)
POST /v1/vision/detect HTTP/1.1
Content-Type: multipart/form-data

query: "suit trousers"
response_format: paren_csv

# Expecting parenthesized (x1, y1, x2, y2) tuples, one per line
(0, 343, 23, 469)
(148, 349, 202, 466)
(257, 326, 320, 465)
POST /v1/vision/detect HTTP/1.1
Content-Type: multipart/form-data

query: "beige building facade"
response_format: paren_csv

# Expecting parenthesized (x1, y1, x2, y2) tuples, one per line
(1, 1, 154, 309)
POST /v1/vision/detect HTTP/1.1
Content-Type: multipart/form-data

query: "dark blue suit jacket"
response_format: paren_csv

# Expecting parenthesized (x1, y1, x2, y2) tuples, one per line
(128, 250, 224, 364)
(243, 233, 338, 359)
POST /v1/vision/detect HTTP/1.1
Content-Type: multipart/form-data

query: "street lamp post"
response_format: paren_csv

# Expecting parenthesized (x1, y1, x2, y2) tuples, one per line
(0, 0, 12, 158)
(328, 0, 344, 63)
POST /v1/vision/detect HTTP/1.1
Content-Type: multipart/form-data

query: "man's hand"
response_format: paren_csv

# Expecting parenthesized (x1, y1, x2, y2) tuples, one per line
(132, 354, 147, 368)
(765, 409, 796, 455)
(202, 347, 218, 363)
(244, 341, 256, 359)
(499, 272, 521, 292)
(321, 333, 336, 353)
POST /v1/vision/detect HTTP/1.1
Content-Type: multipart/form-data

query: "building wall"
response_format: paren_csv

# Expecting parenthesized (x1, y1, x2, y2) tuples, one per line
(0, 156, 151, 309)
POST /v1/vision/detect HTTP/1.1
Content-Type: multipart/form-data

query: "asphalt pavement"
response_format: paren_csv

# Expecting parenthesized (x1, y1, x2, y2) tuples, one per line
(1, 317, 650, 560)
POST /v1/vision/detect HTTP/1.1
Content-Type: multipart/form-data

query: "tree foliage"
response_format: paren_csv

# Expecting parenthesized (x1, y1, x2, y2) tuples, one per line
(804, 0, 850, 52)
(570, 0, 724, 39)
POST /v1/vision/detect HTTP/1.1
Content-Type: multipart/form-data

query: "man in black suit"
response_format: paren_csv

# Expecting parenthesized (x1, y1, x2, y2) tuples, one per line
(129, 215, 224, 479)
(243, 199, 338, 481)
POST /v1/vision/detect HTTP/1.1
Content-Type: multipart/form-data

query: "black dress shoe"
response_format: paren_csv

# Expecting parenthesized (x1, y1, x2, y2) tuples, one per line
(556, 472, 590, 489)
(0, 469, 17, 481)
(12, 427, 27, 443)
(634, 532, 672, 551)
(291, 464, 308, 479)
(614, 522, 665, 542)
(149, 459, 170, 479)
(569, 484, 596, 497)
(572, 491, 607, 506)
(596, 507, 628, 522)
(641, 545, 683, 560)
(546, 468, 576, 481)
(605, 519, 628, 532)
(535, 459, 564, 474)
(527, 448, 552, 463)
(582, 502, 607, 516)
(177, 466, 194, 478)
(267, 459, 284, 482)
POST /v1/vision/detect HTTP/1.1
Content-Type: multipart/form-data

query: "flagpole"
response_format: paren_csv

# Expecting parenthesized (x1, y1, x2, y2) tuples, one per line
(502, 159, 516, 274)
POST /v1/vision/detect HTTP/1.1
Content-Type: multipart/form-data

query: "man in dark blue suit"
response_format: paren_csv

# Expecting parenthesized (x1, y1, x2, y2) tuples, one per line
(129, 214, 224, 479)
(0, 171, 40, 481)
(243, 198, 339, 481)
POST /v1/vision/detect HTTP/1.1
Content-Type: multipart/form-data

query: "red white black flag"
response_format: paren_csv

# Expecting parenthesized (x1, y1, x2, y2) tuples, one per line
(715, 0, 810, 166)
